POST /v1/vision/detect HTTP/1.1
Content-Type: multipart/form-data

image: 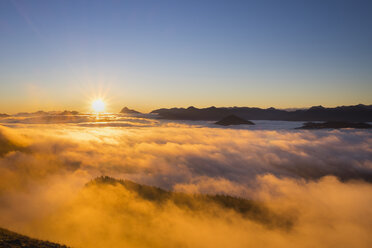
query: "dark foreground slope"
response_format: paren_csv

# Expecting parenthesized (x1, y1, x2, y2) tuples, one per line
(0, 228, 68, 248)
(88, 176, 294, 230)
(151, 104, 372, 122)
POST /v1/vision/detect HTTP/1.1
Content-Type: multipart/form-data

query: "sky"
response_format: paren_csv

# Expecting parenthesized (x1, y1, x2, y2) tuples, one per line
(0, 0, 371, 113)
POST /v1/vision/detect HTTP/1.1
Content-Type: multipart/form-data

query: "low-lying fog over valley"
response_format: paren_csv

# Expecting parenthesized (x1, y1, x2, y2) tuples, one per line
(0, 112, 371, 247)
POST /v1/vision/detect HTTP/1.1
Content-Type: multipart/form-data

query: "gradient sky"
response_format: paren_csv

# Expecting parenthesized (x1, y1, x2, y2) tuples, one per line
(0, 0, 371, 113)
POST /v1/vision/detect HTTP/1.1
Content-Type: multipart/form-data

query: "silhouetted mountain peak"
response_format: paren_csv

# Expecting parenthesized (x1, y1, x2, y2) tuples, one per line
(120, 107, 141, 114)
(309, 105, 325, 111)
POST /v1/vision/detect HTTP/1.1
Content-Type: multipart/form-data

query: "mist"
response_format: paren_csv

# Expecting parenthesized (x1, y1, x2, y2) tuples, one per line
(0, 120, 371, 247)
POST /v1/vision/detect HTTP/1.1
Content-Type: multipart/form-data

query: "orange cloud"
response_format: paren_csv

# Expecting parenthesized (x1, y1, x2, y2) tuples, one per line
(0, 123, 371, 247)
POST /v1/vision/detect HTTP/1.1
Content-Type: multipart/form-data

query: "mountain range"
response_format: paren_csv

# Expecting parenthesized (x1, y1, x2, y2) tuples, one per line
(150, 104, 372, 122)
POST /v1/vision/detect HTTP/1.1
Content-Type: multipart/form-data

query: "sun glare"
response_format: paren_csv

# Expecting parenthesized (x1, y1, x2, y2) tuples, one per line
(92, 99, 105, 113)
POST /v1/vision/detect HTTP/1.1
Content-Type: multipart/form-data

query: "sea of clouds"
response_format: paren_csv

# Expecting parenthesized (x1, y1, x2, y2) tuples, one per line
(0, 114, 371, 247)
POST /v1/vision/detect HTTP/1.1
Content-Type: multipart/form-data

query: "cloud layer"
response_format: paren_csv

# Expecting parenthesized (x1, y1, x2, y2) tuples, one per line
(0, 121, 371, 247)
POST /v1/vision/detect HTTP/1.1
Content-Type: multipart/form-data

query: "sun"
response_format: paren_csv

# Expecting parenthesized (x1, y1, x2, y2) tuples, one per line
(92, 99, 105, 113)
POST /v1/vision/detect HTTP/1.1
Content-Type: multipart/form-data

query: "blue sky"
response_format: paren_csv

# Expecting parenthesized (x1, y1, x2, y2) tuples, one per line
(0, 0, 371, 113)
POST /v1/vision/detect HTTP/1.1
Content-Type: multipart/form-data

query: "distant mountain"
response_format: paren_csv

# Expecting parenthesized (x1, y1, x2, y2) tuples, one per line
(58, 110, 79, 115)
(0, 227, 68, 248)
(0, 113, 9, 118)
(15, 111, 49, 117)
(151, 104, 372, 122)
(12, 110, 80, 117)
(215, 115, 255, 126)
(120, 107, 141, 114)
(298, 121, 372, 129)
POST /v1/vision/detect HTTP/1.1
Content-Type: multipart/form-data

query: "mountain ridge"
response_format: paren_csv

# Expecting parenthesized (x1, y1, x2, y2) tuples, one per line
(150, 104, 372, 122)
(87, 176, 294, 230)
